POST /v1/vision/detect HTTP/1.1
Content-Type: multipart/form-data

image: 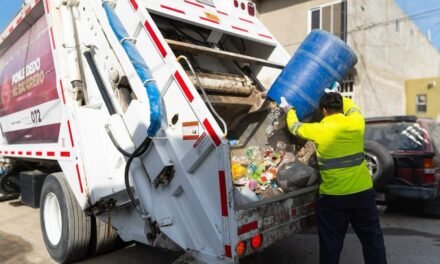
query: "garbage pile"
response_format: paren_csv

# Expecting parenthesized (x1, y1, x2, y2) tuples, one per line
(231, 143, 318, 206)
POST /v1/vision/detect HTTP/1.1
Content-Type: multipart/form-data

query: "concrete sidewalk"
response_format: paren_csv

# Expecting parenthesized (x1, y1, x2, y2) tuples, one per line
(0, 199, 53, 264)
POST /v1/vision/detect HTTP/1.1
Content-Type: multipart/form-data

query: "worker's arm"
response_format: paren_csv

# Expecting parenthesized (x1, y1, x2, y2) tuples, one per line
(286, 109, 323, 142)
(342, 96, 365, 131)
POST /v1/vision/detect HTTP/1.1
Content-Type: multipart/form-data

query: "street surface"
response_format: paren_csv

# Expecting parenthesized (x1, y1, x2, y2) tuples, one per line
(0, 197, 439, 264)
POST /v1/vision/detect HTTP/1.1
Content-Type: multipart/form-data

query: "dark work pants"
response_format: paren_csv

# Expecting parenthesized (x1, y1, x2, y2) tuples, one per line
(316, 189, 387, 264)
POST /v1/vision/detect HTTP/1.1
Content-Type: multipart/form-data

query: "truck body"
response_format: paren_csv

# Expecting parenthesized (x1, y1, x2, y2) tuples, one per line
(0, 0, 317, 263)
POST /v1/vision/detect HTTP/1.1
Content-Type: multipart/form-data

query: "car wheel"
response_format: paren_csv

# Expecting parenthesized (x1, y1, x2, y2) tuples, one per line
(40, 173, 91, 263)
(364, 141, 394, 190)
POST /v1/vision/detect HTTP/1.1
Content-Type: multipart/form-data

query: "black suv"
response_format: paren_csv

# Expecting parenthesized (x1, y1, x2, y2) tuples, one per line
(364, 116, 440, 213)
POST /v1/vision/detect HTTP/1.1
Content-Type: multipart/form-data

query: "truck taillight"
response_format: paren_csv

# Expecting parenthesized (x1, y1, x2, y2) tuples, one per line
(251, 234, 262, 250)
(241, 2, 246, 10)
(248, 2, 255, 16)
(236, 241, 246, 256)
(234, 0, 238, 8)
(423, 158, 436, 183)
(424, 158, 433, 169)
(423, 174, 436, 183)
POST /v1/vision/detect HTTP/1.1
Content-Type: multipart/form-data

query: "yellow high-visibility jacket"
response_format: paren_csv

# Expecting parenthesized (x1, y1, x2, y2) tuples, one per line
(286, 97, 373, 195)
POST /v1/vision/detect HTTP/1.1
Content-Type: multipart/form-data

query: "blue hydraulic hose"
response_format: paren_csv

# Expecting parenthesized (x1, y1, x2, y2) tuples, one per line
(103, 2, 161, 136)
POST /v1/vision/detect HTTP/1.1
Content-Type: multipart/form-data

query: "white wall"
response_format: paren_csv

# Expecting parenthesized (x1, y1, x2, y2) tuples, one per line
(256, 0, 440, 117)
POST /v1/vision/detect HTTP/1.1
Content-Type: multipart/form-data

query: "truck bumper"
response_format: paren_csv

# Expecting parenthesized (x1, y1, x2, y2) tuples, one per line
(235, 185, 318, 258)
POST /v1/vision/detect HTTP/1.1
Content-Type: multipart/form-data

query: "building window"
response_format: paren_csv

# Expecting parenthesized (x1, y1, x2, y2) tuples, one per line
(309, 1, 347, 41)
(339, 74, 355, 99)
(416, 94, 427, 112)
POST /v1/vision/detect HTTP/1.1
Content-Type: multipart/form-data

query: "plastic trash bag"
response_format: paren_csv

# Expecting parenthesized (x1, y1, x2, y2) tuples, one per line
(276, 162, 318, 192)
(233, 187, 259, 206)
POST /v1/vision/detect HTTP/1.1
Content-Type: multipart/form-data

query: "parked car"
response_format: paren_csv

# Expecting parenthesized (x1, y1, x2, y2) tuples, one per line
(364, 116, 440, 214)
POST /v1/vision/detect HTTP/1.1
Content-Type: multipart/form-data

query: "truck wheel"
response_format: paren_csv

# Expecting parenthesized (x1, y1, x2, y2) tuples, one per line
(40, 173, 91, 263)
(364, 141, 394, 191)
(89, 216, 125, 256)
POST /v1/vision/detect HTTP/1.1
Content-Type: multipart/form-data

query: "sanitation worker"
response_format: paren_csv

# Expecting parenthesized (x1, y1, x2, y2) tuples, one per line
(280, 86, 387, 264)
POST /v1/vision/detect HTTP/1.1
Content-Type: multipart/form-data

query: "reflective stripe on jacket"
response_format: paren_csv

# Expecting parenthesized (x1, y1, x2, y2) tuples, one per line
(286, 97, 373, 195)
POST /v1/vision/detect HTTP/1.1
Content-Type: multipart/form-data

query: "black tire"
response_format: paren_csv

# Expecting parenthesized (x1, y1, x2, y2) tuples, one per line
(364, 141, 395, 190)
(0, 172, 20, 195)
(88, 216, 125, 256)
(40, 173, 91, 263)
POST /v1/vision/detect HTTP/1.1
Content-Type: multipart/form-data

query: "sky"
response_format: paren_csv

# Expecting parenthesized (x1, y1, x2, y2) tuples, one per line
(0, 0, 439, 51)
(0, 0, 24, 33)
(395, 0, 440, 52)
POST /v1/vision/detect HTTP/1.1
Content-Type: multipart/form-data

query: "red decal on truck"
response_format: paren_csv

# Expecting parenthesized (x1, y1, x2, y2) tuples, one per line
(17, 16, 23, 25)
(59, 80, 66, 104)
(224, 245, 232, 258)
(60, 151, 70, 157)
(144, 21, 167, 58)
(44, 0, 49, 13)
(238, 221, 258, 235)
(67, 120, 74, 147)
(174, 71, 194, 102)
(232, 26, 248, 32)
(130, 0, 138, 11)
(200, 16, 219, 24)
(258, 33, 273, 39)
(184, 0, 204, 8)
(203, 119, 221, 146)
(160, 5, 185, 14)
(75, 164, 84, 193)
(50, 28, 56, 49)
(25, 6, 32, 15)
(239, 17, 254, 24)
(218, 170, 228, 217)
(217, 10, 228, 16)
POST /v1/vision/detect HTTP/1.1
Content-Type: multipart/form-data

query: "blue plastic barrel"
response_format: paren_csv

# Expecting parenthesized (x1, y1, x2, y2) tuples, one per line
(267, 30, 357, 120)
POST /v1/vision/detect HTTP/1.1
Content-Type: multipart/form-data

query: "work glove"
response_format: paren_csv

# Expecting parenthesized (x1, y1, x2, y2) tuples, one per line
(279, 96, 294, 113)
(324, 81, 340, 94)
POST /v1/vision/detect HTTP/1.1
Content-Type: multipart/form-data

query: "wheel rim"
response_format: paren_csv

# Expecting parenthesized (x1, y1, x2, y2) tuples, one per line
(365, 152, 379, 180)
(44, 192, 62, 245)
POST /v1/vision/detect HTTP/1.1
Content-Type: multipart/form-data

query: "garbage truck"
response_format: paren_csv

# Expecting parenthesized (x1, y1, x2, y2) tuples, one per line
(0, 0, 319, 263)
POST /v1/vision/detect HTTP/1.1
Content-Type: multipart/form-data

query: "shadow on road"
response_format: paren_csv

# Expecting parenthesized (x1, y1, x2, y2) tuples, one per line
(0, 230, 35, 264)
(79, 243, 181, 264)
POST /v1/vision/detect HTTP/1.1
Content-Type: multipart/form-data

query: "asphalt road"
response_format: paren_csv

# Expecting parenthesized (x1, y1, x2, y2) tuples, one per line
(0, 197, 439, 264)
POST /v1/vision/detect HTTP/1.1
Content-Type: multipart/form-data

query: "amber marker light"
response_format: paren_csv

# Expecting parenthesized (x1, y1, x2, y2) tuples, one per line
(236, 241, 246, 256)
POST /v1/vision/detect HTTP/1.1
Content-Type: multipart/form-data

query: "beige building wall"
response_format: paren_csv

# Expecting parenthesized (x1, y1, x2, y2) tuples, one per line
(255, 0, 440, 117)
(405, 77, 440, 121)
(255, 0, 330, 54)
